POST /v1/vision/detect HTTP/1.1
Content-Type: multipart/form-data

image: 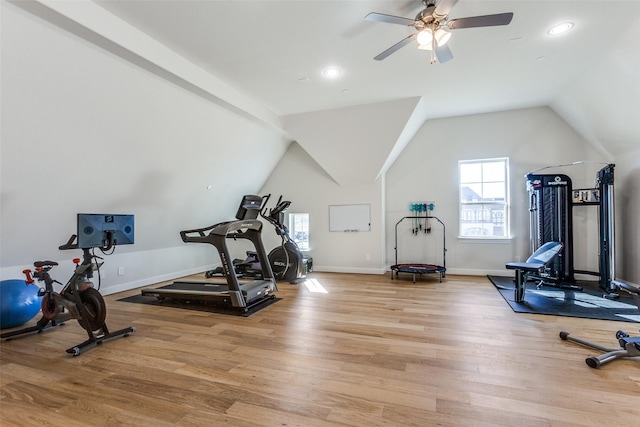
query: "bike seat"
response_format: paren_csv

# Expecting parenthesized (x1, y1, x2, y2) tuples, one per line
(34, 260, 58, 268)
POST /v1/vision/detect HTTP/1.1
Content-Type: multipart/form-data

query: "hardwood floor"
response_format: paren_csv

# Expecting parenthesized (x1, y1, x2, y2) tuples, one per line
(1, 272, 638, 426)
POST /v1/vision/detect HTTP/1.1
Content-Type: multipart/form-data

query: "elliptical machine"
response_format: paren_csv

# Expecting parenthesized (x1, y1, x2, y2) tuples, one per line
(204, 195, 311, 283)
(260, 194, 312, 284)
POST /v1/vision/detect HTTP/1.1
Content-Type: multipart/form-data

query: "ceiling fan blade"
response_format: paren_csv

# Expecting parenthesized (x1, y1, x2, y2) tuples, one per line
(374, 35, 416, 61)
(434, 0, 459, 18)
(448, 12, 513, 29)
(365, 12, 416, 26)
(435, 44, 454, 63)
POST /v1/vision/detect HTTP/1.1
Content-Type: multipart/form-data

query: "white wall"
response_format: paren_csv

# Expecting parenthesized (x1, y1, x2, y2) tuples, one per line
(259, 143, 385, 274)
(612, 148, 640, 284)
(261, 107, 630, 281)
(385, 107, 604, 276)
(0, 2, 290, 291)
(550, 14, 640, 159)
(283, 98, 422, 185)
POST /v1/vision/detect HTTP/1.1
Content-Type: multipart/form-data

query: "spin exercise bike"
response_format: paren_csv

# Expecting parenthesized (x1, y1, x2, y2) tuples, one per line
(1, 214, 136, 356)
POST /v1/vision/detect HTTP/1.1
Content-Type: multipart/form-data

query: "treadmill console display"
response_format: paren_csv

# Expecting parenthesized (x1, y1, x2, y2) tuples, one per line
(235, 195, 263, 220)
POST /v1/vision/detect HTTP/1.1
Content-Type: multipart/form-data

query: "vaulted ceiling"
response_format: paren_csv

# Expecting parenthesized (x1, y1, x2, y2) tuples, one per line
(36, 0, 640, 180)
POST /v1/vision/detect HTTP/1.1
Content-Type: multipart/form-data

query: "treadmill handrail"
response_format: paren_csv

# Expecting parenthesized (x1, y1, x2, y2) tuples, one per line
(180, 219, 263, 243)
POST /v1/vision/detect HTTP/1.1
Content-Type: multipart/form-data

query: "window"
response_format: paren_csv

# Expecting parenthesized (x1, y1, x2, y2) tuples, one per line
(459, 158, 509, 238)
(288, 213, 309, 250)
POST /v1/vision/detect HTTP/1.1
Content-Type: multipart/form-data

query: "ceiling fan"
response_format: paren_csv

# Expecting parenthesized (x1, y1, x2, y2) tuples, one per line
(365, 0, 513, 64)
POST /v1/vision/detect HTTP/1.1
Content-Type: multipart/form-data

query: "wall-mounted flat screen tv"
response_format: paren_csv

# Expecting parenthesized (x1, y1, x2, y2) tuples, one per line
(77, 214, 134, 249)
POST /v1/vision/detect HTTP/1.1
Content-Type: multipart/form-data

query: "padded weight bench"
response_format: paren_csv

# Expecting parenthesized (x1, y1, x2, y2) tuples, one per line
(505, 241, 563, 303)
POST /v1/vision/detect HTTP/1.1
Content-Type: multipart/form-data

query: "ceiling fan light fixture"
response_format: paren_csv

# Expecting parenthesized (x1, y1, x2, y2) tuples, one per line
(367, 2, 514, 62)
(434, 28, 451, 46)
(416, 29, 433, 46)
(417, 28, 451, 50)
(548, 22, 574, 35)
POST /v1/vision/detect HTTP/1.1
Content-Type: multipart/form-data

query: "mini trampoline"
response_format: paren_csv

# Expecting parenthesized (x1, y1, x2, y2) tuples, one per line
(390, 216, 446, 283)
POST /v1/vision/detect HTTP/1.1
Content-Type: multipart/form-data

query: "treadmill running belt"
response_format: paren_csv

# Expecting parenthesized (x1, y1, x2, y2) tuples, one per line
(159, 281, 228, 292)
(117, 293, 280, 317)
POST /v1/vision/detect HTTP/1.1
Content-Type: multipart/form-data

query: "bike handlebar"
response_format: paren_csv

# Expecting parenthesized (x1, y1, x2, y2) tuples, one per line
(59, 234, 79, 251)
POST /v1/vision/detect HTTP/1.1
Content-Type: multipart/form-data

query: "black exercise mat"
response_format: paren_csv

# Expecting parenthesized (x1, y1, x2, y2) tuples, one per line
(117, 293, 280, 317)
(488, 275, 640, 323)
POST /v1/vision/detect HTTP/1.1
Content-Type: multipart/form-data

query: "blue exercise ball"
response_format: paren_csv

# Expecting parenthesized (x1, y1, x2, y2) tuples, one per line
(0, 279, 42, 329)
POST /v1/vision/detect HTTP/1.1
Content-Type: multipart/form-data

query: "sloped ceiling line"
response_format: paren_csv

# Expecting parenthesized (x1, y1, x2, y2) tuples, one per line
(284, 97, 423, 186)
(32, 0, 284, 132)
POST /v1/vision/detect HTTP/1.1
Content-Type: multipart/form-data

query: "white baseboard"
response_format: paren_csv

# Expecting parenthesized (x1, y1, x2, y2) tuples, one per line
(311, 266, 387, 275)
(445, 268, 509, 277)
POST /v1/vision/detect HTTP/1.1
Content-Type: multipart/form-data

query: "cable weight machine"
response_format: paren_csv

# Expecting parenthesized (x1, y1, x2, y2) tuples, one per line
(526, 163, 616, 293)
(595, 164, 615, 293)
(526, 172, 574, 284)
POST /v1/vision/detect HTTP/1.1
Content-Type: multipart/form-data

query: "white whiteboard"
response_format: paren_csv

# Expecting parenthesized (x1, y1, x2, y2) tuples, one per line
(329, 204, 371, 232)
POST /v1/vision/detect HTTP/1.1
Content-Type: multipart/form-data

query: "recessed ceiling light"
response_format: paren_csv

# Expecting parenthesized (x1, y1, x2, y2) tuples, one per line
(548, 22, 574, 35)
(323, 67, 342, 78)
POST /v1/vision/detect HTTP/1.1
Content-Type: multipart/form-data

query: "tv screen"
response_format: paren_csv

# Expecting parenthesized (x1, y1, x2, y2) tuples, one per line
(77, 214, 135, 249)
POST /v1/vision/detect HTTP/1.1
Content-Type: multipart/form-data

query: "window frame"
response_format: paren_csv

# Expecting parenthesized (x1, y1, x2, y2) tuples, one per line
(288, 212, 310, 251)
(458, 157, 510, 239)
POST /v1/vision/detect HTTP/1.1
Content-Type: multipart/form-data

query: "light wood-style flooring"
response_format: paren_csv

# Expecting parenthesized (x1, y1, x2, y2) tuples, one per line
(1, 272, 639, 426)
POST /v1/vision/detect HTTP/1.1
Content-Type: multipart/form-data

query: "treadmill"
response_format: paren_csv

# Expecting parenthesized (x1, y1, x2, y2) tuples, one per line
(141, 195, 277, 311)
